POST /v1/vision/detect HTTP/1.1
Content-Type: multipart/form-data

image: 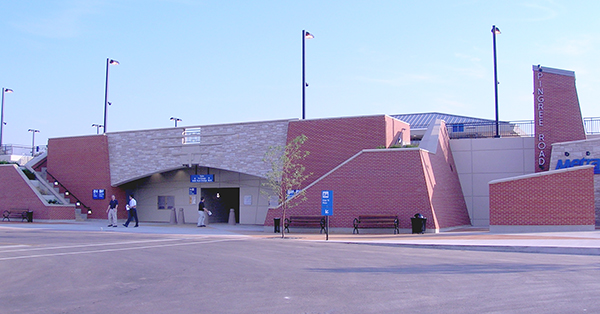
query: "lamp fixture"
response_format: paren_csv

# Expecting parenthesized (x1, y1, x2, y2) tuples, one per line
(91, 124, 104, 134)
(1, 87, 14, 149)
(491, 25, 501, 138)
(302, 30, 314, 120)
(170, 117, 182, 127)
(103, 58, 120, 133)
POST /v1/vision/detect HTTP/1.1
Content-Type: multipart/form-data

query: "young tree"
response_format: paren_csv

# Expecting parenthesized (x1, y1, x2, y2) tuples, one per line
(262, 134, 312, 238)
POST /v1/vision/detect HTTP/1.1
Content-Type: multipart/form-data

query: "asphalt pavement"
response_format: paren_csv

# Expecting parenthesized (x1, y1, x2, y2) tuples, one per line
(2, 219, 600, 256)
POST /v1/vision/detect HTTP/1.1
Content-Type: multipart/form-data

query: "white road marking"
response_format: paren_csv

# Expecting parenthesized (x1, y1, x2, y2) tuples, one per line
(0, 238, 188, 253)
(0, 238, 244, 261)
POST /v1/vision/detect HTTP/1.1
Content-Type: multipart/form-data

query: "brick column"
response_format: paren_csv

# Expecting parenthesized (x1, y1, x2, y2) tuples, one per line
(533, 65, 586, 172)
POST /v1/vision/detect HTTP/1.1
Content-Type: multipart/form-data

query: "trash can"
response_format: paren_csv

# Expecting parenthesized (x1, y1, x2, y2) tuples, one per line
(411, 213, 426, 234)
(26, 211, 33, 223)
(273, 217, 281, 233)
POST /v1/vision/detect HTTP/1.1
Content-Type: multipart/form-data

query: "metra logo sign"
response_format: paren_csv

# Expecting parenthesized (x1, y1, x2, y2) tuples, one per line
(555, 158, 600, 174)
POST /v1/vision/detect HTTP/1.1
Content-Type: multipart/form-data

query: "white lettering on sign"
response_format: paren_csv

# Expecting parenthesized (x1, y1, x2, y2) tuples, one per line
(537, 141, 546, 150)
(536, 71, 546, 167)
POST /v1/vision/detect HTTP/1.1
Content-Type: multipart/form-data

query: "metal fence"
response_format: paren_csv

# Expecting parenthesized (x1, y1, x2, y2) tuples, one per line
(443, 117, 600, 140)
(584, 117, 600, 135)
(443, 121, 533, 139)
(0, 144, 47, 156)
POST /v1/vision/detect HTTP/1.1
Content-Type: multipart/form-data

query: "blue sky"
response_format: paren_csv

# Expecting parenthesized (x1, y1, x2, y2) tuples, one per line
(1, 0, 599, 146)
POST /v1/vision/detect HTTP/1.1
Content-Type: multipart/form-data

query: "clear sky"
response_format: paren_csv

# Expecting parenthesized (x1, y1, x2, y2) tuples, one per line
(1, 0, 599, 146)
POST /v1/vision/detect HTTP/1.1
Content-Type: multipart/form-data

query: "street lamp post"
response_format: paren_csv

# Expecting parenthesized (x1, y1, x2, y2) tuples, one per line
(1, 88, 13, 153)
(492, 25, 501, 138)
(302, 30, 314, 120)
(170, 117, 182, 127)
(103, 58, 119, 133)
(91, 124, 103, 134)
(28, 129, 39, 157)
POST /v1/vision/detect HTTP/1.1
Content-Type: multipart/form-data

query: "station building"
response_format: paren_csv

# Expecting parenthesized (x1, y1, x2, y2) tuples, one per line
(1, 65, 597, 233)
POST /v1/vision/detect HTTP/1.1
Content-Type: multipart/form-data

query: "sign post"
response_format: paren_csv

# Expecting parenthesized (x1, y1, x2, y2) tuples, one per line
(321, 190, 333, 240)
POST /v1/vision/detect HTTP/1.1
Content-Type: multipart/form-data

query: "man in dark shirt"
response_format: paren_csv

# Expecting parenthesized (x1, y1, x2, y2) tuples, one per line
(106, 195, 118, 227)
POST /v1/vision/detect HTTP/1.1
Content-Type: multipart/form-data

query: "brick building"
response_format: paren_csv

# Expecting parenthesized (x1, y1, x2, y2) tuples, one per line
(3, 65, 596, 232)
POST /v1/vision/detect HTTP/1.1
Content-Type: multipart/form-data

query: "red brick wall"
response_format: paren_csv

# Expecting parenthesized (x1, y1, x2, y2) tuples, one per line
(47, 135, 127, 219)
(385, 115, 411, 146)
(534, 66, 586, 172)
(0, 165, 74, 220)
(265, 118, 470, 231)
(490, 166, 594, 226)
(265, 149, 433, 229)
(421, 122, 471, 229)
(286, 115, 410, 188)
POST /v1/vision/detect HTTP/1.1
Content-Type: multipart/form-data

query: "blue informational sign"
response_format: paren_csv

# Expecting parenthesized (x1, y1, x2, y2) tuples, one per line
(555, 158, 600, 174)
(286, 189, 301, 200)
(189, 187, 197, 195)
(321, 190, 333, 216)
(92, 189, 106, 200)
(190, 174, 214, 183)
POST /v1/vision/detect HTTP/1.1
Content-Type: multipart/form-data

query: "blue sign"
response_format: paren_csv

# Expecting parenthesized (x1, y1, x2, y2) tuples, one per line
(92, 189, 106, 200)
(321, 190, 333, 216)
(191, 174, 214, 183)
(189, 187, 197, 195)
(286, 189, 301, 200)
(555, 158, 600, 174)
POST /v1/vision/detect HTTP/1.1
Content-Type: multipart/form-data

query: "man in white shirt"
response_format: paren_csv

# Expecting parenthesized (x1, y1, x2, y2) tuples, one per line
(123, 194, 139, 227)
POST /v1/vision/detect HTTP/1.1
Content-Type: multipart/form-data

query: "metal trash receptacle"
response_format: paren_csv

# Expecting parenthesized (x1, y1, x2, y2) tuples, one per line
(26, 211, 33, 223)
(411, 214, 426, 234)
(273, 218, 281, 233)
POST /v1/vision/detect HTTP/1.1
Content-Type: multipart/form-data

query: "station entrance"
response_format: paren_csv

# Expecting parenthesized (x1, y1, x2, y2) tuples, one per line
(201, 188, 240, 224)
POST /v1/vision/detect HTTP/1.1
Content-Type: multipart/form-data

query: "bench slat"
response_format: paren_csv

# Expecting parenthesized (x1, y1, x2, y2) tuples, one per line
(2, 210, 29, 222)
(353, 215, 399, 234)
(284, 216, 326, 233)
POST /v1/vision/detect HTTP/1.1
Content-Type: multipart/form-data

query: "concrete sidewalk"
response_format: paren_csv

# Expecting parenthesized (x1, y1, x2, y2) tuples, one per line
(2, 220, 600, 255)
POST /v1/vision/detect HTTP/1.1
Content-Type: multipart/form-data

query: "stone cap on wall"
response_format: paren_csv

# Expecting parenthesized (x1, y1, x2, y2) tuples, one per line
(489, 165, 593, 185)
(532, 65, 575, 77)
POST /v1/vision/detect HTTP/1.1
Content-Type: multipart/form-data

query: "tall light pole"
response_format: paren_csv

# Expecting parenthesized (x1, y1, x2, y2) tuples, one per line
(28, 129, 39, 157)
(492, 25, 501, 138)
(302, 30, 314, 120)
(170, 117, 182, 127)
(103, 58, 119, 133)
(1, 88, 13, 153)
(92, 124, 103, 134)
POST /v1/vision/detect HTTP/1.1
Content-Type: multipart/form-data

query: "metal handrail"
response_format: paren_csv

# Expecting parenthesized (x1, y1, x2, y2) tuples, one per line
(44, 170, 92, 213)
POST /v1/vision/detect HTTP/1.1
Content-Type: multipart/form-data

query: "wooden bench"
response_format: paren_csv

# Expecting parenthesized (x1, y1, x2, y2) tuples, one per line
(2, 209, 29, 222)
(284, 215, 326, 233)
(353, 215, 399, 234)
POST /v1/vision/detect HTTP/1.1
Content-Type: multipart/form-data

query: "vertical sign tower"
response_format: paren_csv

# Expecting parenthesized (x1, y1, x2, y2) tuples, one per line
(533, 65, 586, 172)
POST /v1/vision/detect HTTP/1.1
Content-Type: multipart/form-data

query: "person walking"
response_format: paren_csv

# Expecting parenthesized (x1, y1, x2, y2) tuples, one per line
(123, 194, 139, 228)
(197, 196, 208, 227)
(106, 194, 118, 227)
